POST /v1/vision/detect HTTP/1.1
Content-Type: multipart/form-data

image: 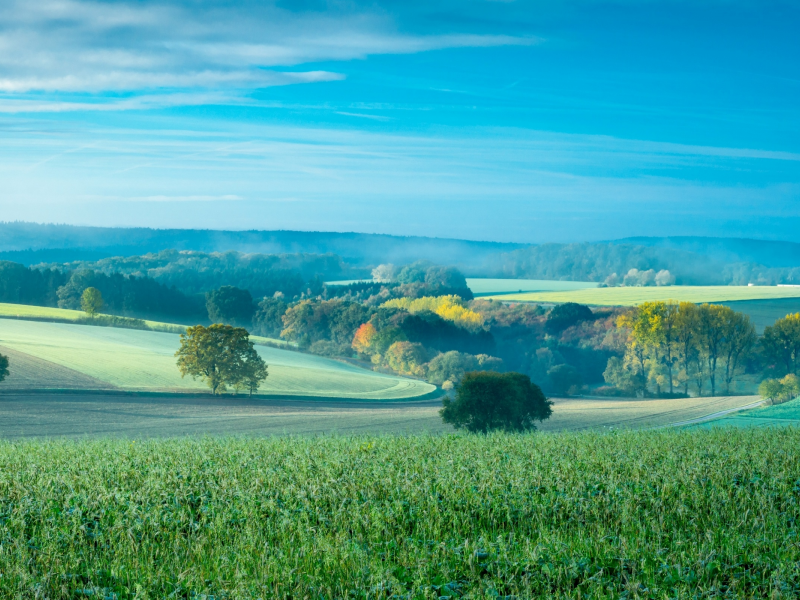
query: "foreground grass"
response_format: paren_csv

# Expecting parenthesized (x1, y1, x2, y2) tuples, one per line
(1, 429, 799, 598)
(490, 285, 800, 306)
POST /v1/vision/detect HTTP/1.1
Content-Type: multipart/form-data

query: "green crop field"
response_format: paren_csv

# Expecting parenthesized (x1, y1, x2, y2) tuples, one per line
(1, 429, 799, 598)
(718, 298, 800, 333)
(488, 285, 800, 306)
(0, 319, 435, 400)
(466, 278, 599, 296)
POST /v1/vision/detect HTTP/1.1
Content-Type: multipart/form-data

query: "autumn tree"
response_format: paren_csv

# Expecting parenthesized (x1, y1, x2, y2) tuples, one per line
(351, 322, 377, 355)
(383, 341, 428, 376)
(175, 324, 268, 394)
(720, 310, 757, 394)
(610, 301, 754, 398)
(761, 313, 800, 376)
(673, 302, 700, 394)
(81, 287, 104, 317)
(695, 304, 730, 397)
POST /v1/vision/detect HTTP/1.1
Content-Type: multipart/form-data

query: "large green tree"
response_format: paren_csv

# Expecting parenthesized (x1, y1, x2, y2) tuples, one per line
(441, 371, 552, 433)
(761, 313, 800, 376)
(175, 324, 268, 394)
(81, 287, 104, 317)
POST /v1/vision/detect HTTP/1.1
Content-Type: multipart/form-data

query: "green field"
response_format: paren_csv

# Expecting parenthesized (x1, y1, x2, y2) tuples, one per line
(1, 429, 798, 598)
(466, 278, 598, 296)
(692, 396, 800, 429)
(718, 298, 800, 333)
(488, 285, 800, 305)
(0, 319, 435, 400)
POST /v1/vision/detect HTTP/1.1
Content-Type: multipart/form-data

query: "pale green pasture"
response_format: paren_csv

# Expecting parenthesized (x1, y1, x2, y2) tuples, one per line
(0, 320, 434, 399)
(692, 397, 800, 429)
(467, 278, 598, 296)
(489, 285, 800, 306)
(0, 303, 83, 321)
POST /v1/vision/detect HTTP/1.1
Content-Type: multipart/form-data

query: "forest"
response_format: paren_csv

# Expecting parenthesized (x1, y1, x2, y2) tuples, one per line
(1, 247, 797, 397)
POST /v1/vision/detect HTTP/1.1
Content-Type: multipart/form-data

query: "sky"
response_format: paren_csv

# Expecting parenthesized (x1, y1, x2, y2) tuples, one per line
(1, 0, 798, 243)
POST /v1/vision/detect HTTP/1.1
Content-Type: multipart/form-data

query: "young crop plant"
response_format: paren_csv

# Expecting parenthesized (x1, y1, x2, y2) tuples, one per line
(1, 429, 799, 598)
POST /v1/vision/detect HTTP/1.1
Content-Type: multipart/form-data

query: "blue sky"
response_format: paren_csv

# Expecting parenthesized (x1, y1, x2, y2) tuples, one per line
(1, 0, 798, 243)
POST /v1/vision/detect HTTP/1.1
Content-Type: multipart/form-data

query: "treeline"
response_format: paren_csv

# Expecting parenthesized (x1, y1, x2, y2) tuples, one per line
(205, 277, 619, 395)
(487, 242, 800, 286)
(0, 261, 205, 322)
(606, 301, 800, 398)
(43, 249, 363, 299)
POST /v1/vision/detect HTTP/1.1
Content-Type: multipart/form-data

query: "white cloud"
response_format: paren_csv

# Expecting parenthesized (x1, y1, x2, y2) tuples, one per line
(0, 0, 536, 94)
(132, 195, 244, 202)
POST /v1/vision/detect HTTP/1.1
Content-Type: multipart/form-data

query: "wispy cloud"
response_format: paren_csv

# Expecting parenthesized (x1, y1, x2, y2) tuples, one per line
(132, 195, 243, 202)
(0, 0, 536, 96)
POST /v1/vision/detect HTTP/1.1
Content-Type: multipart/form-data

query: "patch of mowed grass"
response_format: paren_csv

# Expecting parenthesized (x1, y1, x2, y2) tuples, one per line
(1, 429, 800, 598)
(491, 285, 800, 306)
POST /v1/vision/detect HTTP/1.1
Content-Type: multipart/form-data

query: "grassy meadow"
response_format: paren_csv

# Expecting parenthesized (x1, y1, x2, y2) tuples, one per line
(466, 278, 598, 296)
(0, 319, 435, 400)
(691, 396, 800, 429)
(486, 285, 800, 306)
(1, 429, 799, 598)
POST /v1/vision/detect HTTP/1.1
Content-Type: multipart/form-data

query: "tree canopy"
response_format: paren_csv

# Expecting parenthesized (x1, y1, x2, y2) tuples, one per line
(80, 287, 104, 317)
(545, 302, 595, 335)
(441, 371, 552, 433)
(175, 324, 268, 395)
(205, 286, 256, 327)
(0, 353, 8, 383)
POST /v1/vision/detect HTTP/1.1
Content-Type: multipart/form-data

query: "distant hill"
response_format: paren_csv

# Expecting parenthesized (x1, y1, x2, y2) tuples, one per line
(4, 222, 800, 285)
(615, 236, 800, 269)
(0, 222, 522, 269)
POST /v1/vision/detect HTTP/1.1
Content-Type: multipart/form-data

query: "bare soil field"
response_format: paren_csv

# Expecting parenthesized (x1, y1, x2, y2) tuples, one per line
(539, 394, 762, 431)
(0, 391, 761, 438)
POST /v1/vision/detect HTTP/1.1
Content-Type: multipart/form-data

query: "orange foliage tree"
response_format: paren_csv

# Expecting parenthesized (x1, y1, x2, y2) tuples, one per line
(352, 322, 377, 354)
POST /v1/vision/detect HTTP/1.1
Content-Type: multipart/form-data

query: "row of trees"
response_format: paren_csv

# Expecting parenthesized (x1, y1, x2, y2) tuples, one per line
(0, 261, 207, 323)
(607, 301, 758, 397)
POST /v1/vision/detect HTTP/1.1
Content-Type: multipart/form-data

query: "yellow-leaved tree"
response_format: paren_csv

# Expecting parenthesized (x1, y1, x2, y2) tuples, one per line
(381, 295, 484, 331)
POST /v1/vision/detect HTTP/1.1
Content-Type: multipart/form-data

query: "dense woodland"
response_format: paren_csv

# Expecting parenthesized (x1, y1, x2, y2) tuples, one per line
(1, 246, 798, 396)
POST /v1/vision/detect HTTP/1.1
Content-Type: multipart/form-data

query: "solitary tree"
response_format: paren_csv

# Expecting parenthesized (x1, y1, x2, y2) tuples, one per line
(441, 371, 552, 433)
(175, 324, 268, 394)
(0, 352, 8, 383)
(81, 287, 104, 317)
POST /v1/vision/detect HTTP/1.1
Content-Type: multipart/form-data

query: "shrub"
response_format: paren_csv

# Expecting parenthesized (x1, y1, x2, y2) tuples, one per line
(441, 371, 552, 433)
